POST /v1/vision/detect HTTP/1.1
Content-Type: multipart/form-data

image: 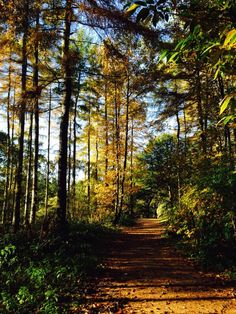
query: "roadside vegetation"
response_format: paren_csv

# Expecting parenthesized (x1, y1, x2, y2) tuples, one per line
(0, 222, 117, 313)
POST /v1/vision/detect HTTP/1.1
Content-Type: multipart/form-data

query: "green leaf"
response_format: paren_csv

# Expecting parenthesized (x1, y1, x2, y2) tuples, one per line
(222, 115, 234, 125)
(201, 43, 220, 56)
(158, 50, 168, 62)
(217, 115, 235, 125)
(175, 37, 190, 51)
(193, 25, 201, 36)
(220, 95, 234, 115)
(168, 51, 179, 62)
(213, 66, 221, 80)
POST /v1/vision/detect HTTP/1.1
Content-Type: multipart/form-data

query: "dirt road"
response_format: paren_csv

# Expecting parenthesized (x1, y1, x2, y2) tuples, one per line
(82, 219, 236, 313)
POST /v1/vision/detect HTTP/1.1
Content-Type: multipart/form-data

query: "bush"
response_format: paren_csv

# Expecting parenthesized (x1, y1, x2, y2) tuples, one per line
(117, 212, 136, 226)
(170, 166, 236, 268)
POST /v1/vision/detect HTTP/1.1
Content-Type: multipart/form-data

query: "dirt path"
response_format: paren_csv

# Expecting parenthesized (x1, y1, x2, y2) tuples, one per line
(82, 219, 236, 313)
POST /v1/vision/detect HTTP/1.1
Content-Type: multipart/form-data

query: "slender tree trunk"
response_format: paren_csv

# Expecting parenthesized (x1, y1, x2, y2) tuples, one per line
(44, 88, 52, 220)
(176, 109, 181, 206)
(67, 118, 72, 217)
(111, 94, 116, 212)
(94, 104, 99, 210)
(95, 104, 99, 182)
(204, 73, 209, 147)
(2, 62, 12, 226)
(114, 83, 121, 223)
(168, 185, 174, 207)
(72, 73, 81, 215)
(10, 91, 16, 225)
(129, 114, 134, 215)
(112, 100, 116, 172)
(14, 5, 29, 232)
(119, 71, 130, 217)
(30, 8, 40, 225)
(234, 129, 236, 160)
(57, 0, 73, 231)
(218, 76, 234, 167)
(105, 80, 109, 177)
(87, 102, 91, 212)
(196, 63, 207, 156)
(183, 105, 188, 157)
(24, 113, 33, 226)
(11, 176, 17, 226)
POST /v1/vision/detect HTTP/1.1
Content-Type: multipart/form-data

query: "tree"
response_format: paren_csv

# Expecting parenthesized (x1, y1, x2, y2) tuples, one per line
(14, 0, 30, 232)
(57, 0, 73, 231)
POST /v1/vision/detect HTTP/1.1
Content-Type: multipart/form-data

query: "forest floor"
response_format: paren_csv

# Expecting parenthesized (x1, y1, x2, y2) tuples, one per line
(77, 219, 236, 314)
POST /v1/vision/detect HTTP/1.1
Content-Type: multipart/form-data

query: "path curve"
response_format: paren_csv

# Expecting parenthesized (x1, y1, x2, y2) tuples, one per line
(83, 219, 236, 313)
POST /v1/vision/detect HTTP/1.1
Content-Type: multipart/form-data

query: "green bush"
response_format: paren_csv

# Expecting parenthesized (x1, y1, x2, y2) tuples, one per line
(170, 166, 236, 267)
(117, 212, 136, 226)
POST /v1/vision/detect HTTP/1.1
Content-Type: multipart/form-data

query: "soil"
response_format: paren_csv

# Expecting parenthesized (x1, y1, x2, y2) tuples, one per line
(78, 219, 236, 314)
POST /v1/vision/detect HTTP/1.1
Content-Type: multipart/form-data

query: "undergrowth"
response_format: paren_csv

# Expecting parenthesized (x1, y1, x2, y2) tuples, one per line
(0, 222, 116, 313)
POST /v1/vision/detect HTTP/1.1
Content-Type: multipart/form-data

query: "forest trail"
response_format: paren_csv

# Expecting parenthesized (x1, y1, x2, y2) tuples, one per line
(82, 219, 236, 314)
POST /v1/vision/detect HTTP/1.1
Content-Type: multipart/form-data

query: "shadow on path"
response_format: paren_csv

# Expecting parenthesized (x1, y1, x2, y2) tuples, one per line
(79, 219, 236, 313)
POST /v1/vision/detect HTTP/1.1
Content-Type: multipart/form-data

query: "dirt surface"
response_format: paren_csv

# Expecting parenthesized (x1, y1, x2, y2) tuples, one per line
(80, 219, 236, 313)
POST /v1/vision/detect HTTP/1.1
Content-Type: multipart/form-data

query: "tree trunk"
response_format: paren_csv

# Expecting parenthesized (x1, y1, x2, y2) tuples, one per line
(119, 70, 130, 217)
(10, 91, 16, 225)
(14, 5, 28, 232)
(196, 63, 207, 156)
(218, 76, 234, 167)
(67, 118, 72, 217)
(44, 88, 52, 220)
(72, 73, 81, 215)
(87, 102, 91, 212)
(105, 80, 109, 177)
(2, 61, 12, 226)
(95, 105, 99, 182)
(24, 113, 33, 226)
(30, 8, 40, 225)
(234, 129, 236, 160)
(57, 0, 73, 232)
(129, 114, 134, 215)
(183, 105, 188, 158)
(114, 83, 121, 224)
(176, 109, 181, 207)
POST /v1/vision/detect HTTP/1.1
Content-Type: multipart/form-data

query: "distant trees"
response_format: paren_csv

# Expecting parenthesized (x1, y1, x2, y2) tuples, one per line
(137, 134, 187, 215)
(70, 37, 149, 222)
